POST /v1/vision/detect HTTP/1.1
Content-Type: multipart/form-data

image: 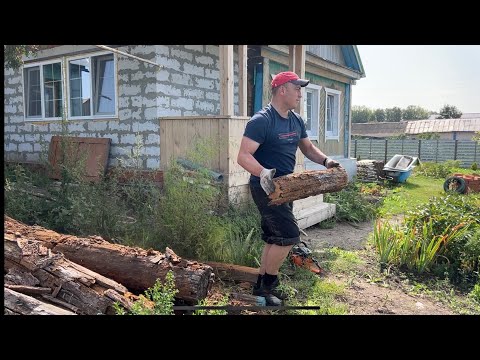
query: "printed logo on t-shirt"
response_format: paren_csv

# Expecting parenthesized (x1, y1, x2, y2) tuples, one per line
(278, 131, 298, 142)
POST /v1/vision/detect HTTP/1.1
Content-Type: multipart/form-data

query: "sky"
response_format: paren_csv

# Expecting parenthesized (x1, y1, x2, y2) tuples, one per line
(352, 45, 480, 114)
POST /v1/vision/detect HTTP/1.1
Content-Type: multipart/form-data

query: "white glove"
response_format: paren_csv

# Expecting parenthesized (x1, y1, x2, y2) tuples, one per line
(324, 158, 340, 169)
(260, 168, 276, 195)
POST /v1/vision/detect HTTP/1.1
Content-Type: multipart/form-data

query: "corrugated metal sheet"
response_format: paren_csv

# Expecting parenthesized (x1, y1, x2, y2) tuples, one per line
(405, 119, 480, 134)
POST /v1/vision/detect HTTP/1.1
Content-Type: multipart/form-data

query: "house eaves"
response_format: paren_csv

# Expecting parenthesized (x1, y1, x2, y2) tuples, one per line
(341, 45, 365, 77)
(263, 45, 364, 81)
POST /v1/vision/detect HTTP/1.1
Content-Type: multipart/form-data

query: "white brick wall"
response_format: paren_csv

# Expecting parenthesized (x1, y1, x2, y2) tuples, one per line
(146, 157, 160, 169)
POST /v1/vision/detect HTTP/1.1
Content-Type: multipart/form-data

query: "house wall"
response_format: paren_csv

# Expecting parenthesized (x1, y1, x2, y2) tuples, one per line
(4, 45, 240, 170)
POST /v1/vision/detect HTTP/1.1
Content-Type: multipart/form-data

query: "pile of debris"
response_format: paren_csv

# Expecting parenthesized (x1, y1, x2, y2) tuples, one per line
(356, 160, 385, 182)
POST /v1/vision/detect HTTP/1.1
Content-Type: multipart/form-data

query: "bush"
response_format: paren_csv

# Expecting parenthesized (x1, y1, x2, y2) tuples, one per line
(324, 181, 378, 223)
(405, 194, 480, 285)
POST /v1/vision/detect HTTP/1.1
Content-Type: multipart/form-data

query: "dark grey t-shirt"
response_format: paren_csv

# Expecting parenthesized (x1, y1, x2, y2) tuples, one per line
(243, 104, 308, 185)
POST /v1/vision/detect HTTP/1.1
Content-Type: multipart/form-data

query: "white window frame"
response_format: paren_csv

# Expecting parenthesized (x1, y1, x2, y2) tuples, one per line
(66, 51, 118, 120)
(303, 84, 322, 141)
(23, 59, 65, 121)
(22, 51, 118, 122)
(324, 87, 341, 141)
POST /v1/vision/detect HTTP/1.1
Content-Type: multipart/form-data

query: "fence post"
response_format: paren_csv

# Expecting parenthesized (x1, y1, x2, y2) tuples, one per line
(384, 139, 388, 163)
(369, 139, 372, 159)
(475, 141, 477, 163)
(435, 140, 439, 163)
(454, 140, 458, 160)
(401, 139, 404, 154)
(354, 139, 357, 159)
(418, 139, 421, 159)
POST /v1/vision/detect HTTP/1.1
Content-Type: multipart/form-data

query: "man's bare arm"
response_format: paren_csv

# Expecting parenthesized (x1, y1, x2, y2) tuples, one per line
(237, 136, 264, 176)
(298, 137, 328, 164)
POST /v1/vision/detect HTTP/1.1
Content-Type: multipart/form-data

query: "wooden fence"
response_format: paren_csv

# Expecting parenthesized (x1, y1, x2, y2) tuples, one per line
(353, 139, 478, 167)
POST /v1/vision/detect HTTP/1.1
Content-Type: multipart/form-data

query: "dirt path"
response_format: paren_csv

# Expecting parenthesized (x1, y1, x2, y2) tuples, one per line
(302, 221, 455, 315)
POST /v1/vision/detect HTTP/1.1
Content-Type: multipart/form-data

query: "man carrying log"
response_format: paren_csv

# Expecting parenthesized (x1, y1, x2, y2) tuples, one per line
(237, 71, 340, 306)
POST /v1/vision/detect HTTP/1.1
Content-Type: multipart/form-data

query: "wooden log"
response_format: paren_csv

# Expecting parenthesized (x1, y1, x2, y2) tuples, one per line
(4, 287, 76, 315)
(268, 167, 348, 206)
(4, 232, 131, 315)
(4, 216, 214, 303)
(206, 261, 258, 284)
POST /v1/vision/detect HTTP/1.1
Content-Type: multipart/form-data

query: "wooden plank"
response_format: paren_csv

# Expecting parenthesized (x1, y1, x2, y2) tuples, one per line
(238, 45, 248, 117)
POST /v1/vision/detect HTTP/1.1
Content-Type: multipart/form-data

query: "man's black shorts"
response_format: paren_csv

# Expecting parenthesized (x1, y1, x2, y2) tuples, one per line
(250, 183, 300, 246)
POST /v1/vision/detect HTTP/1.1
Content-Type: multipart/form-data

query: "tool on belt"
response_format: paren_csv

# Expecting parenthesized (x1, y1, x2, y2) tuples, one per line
(289, 241, 323, 275)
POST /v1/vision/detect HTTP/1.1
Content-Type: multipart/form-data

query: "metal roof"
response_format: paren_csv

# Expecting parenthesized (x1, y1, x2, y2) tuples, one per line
(405, 118, 480, 134)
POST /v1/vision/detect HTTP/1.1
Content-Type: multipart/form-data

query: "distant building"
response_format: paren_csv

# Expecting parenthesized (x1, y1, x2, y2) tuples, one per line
(352, 122, 407, 139)
(428, 113, 480, 120)
(352, 118, 480, 140)
(406, 118, 480, 140)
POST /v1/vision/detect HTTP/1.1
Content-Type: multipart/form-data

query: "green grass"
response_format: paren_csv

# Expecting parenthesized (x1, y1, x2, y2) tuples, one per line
(378, 174, 445, 217)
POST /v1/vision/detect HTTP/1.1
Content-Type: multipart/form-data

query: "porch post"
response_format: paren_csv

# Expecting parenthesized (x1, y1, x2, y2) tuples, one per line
(292, 45, 306, 117)
(219, 45, 234, 116)
(238, 45, 248, 117)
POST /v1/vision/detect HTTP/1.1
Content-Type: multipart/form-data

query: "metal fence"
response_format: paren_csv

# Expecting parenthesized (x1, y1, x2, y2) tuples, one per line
(353, 139, 479, 167)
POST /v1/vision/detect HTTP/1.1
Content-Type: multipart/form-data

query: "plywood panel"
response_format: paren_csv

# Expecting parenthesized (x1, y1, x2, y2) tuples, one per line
(48, 136, 111, 182)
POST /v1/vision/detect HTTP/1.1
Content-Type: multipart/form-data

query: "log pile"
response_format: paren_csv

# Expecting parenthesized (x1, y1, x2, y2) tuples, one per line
(4, 215, 215, 315)
(268, 167, 348, 205)
(356, 160, 385, 182)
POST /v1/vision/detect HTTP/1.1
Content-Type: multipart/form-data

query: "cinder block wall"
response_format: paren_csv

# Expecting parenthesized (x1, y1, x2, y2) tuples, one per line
(4, 45, 240, 170)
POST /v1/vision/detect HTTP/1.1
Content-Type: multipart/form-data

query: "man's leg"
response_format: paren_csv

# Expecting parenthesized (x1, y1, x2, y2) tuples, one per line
(264, 244, 294, 275)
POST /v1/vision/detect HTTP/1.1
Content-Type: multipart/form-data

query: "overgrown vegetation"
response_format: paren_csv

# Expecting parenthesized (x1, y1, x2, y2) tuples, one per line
(114, 271, 178, 315)
(4, 136, 263, 268)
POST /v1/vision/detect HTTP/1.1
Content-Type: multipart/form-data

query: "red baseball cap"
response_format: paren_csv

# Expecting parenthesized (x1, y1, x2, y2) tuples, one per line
(271, 71, 309, 89)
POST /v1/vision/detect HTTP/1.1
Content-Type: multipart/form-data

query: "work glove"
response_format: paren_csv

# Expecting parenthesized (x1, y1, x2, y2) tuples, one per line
(260, 168, 276, 195)
(324, 158, 340, 169)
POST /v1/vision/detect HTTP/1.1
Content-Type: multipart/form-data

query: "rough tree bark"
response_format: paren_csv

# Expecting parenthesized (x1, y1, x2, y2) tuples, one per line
(268, 167, 348, 205)
(4, 232, 132, 315)
(4, 216, 214, 303)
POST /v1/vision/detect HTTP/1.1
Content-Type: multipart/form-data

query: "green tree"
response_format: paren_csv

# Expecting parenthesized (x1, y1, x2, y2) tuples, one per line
(437, 104, 462, 119)
(4, 45, 39, 70)
(402, 105, 430, 120)
(373, 108, 386, 122)
(385, 107, 402, 122)
(351, 105, 374, 123)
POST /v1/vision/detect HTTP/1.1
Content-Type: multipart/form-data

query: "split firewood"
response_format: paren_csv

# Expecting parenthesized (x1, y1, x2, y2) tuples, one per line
(268, 167, 348, 205)
(5, 216, 214, 303)
(4, 232, 131, 315)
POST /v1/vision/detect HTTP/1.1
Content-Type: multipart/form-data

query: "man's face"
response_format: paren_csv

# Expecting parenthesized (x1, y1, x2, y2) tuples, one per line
(281, 82, 303, 110)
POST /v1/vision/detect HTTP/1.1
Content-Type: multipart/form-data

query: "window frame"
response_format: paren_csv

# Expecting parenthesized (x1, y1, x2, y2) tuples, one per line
(22, 51, 118, 122)
(66, 51, 118, 120)
(23, 59, 65, 121)
(324, 87, 341, 141)
(303, 83, 322, 141)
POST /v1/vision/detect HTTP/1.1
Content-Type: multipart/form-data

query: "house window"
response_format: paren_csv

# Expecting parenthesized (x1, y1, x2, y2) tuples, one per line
(324, 87, 341, 140)
(23, 51, 117, 121)
(68, 53, 116, 118)
(303, 84, 322, 140)
(24, 62, 63, 119)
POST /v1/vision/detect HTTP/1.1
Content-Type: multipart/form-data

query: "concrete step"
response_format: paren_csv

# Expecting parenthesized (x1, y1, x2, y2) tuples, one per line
(293, 201, 336, 230)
